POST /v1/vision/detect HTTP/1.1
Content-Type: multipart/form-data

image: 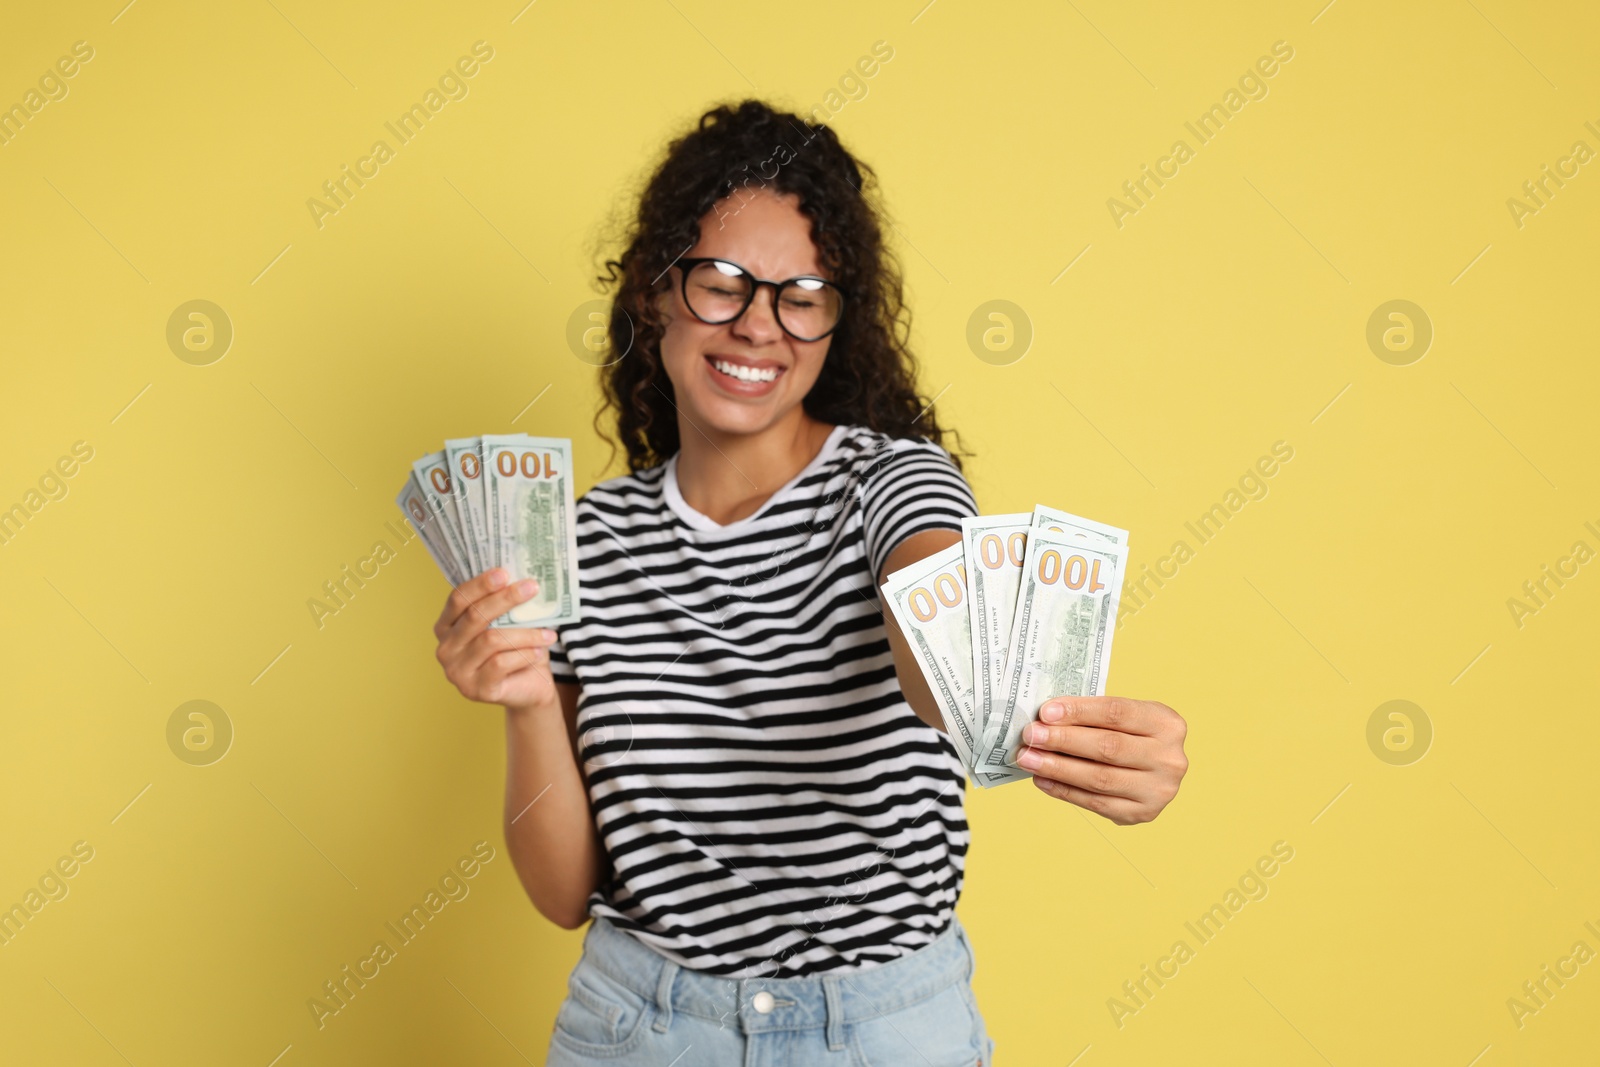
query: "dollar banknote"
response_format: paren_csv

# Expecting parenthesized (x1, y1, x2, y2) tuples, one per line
(410, 452, 475, 580)
(482, 434, 580, 628)
(445, 437, 491, 578)
(397, 435, 583, 628)
(1032, 504, 1128, 545)
(396, 473, 465, 587)
(960, 513, 1031, 737)
(978, 530, 1128, 774)
(882, 543, 1028, 788)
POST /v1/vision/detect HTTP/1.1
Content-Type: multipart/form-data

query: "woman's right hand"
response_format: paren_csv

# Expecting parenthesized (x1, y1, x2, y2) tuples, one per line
(433, 568, 561, 710)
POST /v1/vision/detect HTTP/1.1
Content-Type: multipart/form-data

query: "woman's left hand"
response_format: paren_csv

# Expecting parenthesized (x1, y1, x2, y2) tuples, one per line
(1014, 696, 1188, 825)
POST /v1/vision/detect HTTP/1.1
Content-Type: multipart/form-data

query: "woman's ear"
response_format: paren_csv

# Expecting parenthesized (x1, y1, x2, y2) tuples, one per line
(646, 274, 675, 322)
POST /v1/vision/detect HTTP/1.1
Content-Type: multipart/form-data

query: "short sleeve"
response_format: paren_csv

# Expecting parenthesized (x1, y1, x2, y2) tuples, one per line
(548, 629, 577, 685)
(859, 438, 979, 581)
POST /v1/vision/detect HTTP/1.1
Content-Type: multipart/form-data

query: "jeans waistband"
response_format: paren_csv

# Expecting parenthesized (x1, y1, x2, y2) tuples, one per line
(577, 916, 975, 1042)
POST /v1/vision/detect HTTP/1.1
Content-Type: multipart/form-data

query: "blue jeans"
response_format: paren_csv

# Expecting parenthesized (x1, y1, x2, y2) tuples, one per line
(545, 916, 995, 1066)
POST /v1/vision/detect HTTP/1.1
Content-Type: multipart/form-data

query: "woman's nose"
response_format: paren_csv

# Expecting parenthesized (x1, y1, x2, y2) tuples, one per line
(731, 285, 782, 343)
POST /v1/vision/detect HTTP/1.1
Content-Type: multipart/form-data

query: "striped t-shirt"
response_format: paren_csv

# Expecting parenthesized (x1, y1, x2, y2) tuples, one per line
(548, 423, 979, 977)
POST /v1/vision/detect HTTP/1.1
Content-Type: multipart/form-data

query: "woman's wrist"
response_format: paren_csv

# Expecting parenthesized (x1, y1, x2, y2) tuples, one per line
(505, 697, 559, 719)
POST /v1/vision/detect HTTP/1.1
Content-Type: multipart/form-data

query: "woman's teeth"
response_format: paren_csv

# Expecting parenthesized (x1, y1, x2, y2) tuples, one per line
(711, 358, 779, 383)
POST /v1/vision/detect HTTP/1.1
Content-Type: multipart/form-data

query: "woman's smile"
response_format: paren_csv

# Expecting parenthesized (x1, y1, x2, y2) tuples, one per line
(703, 352, 787, 396)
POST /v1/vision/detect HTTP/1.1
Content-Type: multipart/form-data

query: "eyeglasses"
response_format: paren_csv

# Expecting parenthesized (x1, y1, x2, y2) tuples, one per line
(674, 257, 846, 342)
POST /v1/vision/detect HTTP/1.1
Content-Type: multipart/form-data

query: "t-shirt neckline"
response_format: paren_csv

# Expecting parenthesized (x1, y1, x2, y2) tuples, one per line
(662, 424, 849, 532)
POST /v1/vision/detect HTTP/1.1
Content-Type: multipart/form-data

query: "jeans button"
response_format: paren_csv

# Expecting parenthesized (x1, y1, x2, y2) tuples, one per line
(752, 991, 775, 1014)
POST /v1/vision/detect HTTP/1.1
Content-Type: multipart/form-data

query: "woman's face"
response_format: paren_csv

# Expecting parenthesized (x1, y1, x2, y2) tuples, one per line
(655, 188, 834, 440)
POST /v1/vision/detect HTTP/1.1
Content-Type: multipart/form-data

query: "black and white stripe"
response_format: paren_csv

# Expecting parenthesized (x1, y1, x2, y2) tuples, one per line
(549, 424, 979, 977)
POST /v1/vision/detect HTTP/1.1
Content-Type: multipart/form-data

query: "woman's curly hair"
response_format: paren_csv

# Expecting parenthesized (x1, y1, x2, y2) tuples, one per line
(594, 98, 963, 473)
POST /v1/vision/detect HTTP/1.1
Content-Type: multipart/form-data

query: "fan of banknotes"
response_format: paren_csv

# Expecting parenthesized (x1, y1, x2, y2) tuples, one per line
(881, 506, 1129, 788)
(395, 435, 581, 627)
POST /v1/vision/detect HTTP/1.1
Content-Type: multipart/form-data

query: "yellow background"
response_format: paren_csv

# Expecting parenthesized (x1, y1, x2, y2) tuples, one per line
(3, 0, 1597, 1063)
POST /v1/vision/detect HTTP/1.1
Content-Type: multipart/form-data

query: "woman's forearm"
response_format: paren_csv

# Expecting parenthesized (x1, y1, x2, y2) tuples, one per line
(502, 697, 603, 929)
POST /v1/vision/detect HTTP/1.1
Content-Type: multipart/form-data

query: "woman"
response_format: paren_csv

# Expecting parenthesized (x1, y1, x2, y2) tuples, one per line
(432, 99, 1188, 1065)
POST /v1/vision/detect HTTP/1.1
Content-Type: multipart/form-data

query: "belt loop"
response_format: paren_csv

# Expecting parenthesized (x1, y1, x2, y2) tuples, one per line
(823, 975, 847, 1051)
(955, 917, 976, 981)
(652, 960, 680, 1033)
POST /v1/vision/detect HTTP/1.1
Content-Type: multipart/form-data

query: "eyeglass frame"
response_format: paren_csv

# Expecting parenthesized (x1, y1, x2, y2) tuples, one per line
(672, 257, 848, 342)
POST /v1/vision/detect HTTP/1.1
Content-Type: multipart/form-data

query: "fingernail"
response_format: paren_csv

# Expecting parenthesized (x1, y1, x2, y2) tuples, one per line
(1040, 702, 1064, 722)
(517, 580, 537, 597)
(1015, 747, 1042, 770)
(1024, 722, 1047, 745)
(540, 629, 557, 642)
(489, 569, 508, 589)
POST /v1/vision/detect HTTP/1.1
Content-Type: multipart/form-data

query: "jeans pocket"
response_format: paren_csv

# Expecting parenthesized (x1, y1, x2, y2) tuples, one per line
(851, 981, 986, 1067)
(959, 979, 991, 1064)
(551, 960, 654, 1057)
